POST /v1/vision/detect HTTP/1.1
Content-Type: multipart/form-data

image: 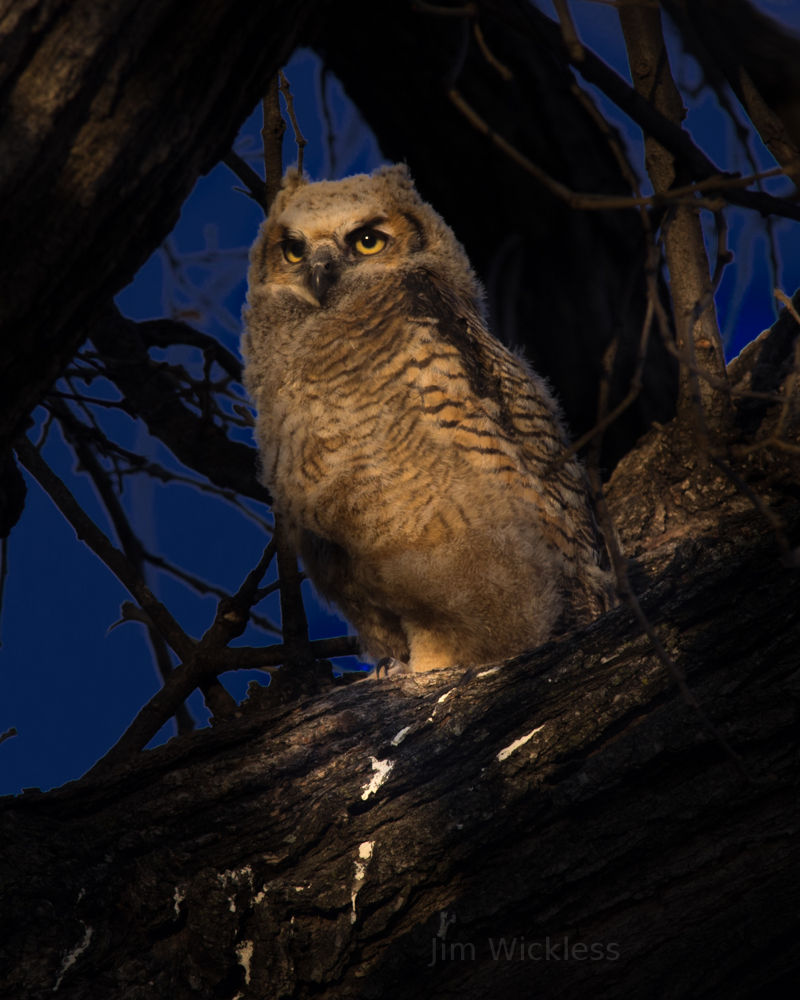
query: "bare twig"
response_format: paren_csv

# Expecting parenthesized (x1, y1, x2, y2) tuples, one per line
(449, 88, 789, 215)
(262, 75, 285, 211)
(53, 398, 196, 734)
(222, 150, 267, 209)
(0, 536, 7, 648)
(273, 512, 313, 673)
(553, 0, 584, 62)
(90, 307, 270, 505)
(279, 70, 307, 176)
(138, 318, 244, 382)
(472, 21, 512, 80)
(15, 436, 195, 662)
(87, 540, 283, 773)
(0, 726, 17, 747)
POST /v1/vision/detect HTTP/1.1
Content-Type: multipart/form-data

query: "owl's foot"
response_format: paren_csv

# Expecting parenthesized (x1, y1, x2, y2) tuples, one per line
(372, 656, 409, 680)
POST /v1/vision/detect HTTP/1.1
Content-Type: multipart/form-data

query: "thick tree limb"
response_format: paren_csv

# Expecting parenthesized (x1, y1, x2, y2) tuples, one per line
(0, 0, 312, 463)
(0, 502, 798, 998)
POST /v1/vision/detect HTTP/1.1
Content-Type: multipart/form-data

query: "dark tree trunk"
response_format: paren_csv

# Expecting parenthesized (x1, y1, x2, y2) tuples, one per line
(1, 485, 798, 999)
(0, 0, 310, 503)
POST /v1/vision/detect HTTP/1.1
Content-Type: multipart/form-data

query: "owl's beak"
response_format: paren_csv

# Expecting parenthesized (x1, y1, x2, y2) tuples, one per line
(308, 248, 339, 303)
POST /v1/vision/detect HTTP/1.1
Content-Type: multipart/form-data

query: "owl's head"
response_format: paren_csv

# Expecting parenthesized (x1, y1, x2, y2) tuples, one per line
(246, 164, 482, 311)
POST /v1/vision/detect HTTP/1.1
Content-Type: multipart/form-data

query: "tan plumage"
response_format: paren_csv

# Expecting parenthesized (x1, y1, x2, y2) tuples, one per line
(242, 164, 613, 672)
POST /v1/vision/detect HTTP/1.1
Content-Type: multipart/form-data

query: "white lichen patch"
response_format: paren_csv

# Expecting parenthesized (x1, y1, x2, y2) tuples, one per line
(476, 665, 501, 678)
(426, 686, 458, 723)
(173, 885, 185, 917)
(361, 757, 394, 800)
(53, 922, 93, 991)
(351, 840, 375, 923)
(217, 865, 254, 886)
(391, 725, 412, 746)
(217, 865, 255, 913)
(235, 940, 254, 985)
(497, 724, 546, 763)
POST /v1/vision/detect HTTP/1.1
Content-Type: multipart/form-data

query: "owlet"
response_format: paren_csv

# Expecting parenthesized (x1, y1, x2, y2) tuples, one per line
(242, 165, 613, 673)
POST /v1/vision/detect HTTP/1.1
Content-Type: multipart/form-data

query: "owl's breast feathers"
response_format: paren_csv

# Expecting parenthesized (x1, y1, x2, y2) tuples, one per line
(268, 268, 604, 587)
(244, 166, 613, 668)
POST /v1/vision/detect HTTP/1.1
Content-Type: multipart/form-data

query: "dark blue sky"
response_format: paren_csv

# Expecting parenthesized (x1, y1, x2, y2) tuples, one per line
(3, 7, 800, 796)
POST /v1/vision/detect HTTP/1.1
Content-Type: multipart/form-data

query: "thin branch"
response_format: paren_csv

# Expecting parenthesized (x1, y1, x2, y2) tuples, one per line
(279, 70, 307, 176)
(222, 150, 267, 209)
(142, 549, 280, 635)
(448, 87, 791, 216)
(553, 0, 584, 63)
(52, 399, 195, 733)
(472, 21, 512, 80)
(0, 726, 17, 747)
(86, 545, 356, 776)
(15, 436, 196, 662)
(273, 511, 313, 673)
(0, 535, 8, 649)
(556, 14, 800, 222)
(137, 318, 244, 382)
(90, 307, 270, 505)
(619, 3, 729, 434)
(262, 75, 285, 211)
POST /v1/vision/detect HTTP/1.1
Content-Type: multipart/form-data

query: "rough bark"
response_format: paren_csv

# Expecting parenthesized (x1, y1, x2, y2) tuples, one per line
(0, 0, 311, 498)
(1, 487, 798, 999)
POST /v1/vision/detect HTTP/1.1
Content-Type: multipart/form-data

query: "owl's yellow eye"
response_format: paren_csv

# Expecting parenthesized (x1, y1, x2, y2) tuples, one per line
(350, 228, 387, 256)
(283, 238, 305, 264)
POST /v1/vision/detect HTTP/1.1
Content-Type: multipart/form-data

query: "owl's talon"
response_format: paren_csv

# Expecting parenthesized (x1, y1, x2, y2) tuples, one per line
(373, 657, 406, 680)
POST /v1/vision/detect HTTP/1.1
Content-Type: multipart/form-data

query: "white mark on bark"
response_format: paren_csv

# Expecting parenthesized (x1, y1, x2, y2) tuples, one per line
(235, 940, 254, 985)
(53, 923, 93, 991)
(497, 724, 546, 762)
(361, 757, 394, 800)
(351, 840, 375, 923)
(391, 725, 412, 746)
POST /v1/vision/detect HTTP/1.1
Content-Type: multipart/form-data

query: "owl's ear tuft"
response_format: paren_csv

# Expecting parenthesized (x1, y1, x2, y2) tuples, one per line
(374, 163, 415, 191)
(268, 169, 308, 217)
(281, 168, 307, 195)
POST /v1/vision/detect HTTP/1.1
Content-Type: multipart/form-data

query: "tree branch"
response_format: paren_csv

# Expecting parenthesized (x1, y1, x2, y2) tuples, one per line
(90, 307, 270, 505)
(15, 436, 195, 662)
(619, 3, 730, 432)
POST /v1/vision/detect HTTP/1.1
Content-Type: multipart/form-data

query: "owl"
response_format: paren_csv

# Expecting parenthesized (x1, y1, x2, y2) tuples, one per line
(242, 165, 613, 673)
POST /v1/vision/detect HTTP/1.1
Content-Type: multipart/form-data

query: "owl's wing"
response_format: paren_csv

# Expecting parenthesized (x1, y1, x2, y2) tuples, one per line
(403, 268, 608, 596)
(403, 267, 570, 479)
